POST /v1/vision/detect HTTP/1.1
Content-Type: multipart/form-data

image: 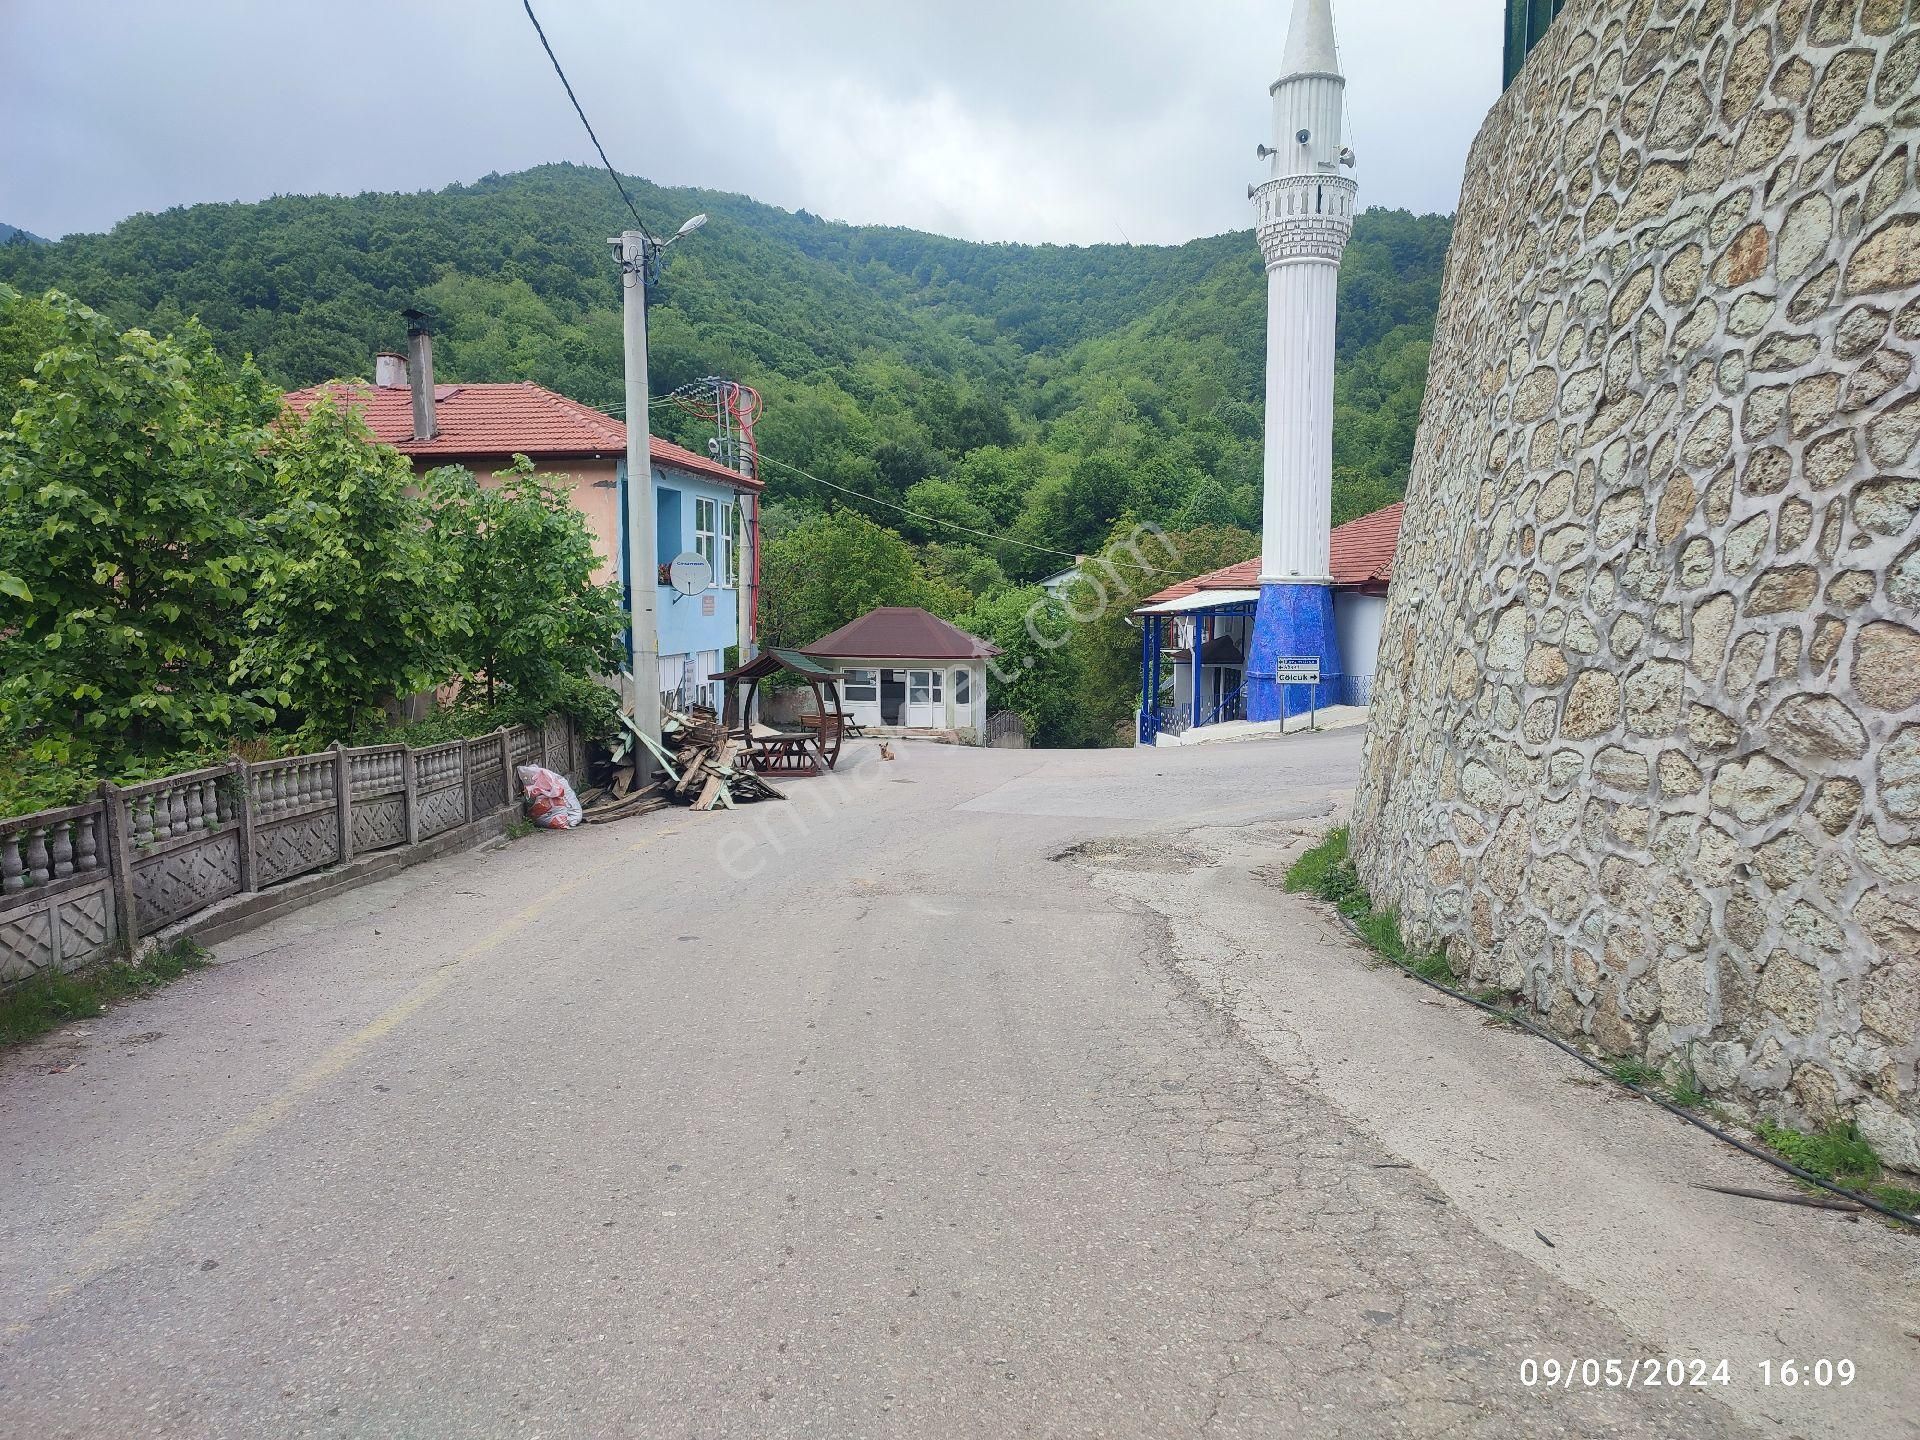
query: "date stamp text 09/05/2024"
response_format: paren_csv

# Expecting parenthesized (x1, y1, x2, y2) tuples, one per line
(1519, 1358, 1857, 1390)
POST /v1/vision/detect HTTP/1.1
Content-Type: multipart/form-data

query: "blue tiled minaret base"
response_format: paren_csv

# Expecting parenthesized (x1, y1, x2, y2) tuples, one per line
(1246, 581, 1344, 720)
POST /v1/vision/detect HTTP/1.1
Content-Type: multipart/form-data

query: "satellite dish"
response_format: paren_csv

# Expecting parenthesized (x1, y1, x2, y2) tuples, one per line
(668, 551, 713, 596)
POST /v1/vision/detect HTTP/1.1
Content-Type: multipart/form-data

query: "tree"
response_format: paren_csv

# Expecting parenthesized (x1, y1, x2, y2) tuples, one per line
(957, 586, 1085, 748)
(238, 399, 455, 742)
(425, 458, 626, 713)
(895, 478, 994, 546)
(920, 542, 1008, 602)
(759, 506, 964, 650)
(0, 170, 1451, 549)
(0, 286, 278, 760)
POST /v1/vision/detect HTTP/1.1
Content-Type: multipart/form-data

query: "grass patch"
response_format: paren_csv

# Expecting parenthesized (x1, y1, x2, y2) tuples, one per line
(1609, 1056, 1666, 1089)
(1756, 1119, 1920, 1215)
(1757, 1119, 1880, 1185)
(1404, 950, 1457, 984)
(1667, 1067, 1710, 1110)
(1286, 826, 1453, 980)
(0, 936, 211, 1052)
(1873, 1182, 1920, 1213)
(1284, 826, 1368, 913)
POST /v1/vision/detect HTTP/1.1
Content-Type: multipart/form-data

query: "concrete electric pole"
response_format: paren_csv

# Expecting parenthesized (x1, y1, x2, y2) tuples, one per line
(613, 214, 705, 778)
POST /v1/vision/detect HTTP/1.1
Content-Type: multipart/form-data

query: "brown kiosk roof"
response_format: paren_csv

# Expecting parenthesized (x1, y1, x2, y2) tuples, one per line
(802, 607, 1001, 660)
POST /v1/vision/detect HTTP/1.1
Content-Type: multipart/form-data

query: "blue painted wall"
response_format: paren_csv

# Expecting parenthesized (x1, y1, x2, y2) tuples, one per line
(617, 461, 745, 661)
(1245, 581, 1345, 720)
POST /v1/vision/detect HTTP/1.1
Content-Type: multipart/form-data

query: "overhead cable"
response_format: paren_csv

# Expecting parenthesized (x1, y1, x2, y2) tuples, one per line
(752, 452, 1079, 560)
(521, 0, 655, 242)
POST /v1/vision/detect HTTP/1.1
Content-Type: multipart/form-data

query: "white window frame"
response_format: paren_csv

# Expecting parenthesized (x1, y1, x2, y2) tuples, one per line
(721, 500, 740, 589)
(694, 495, 718, 575)
(842, 668, 878, 703)
(953, 667, 971, 707)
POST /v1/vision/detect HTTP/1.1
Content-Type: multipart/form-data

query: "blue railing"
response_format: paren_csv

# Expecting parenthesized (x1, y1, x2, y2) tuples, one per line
(1139, 701, 1191, 744)
(1198, 685, 1245, 729)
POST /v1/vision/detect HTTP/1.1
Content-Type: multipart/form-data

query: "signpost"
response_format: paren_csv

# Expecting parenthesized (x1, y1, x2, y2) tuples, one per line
(1273, 656, 1322, 731)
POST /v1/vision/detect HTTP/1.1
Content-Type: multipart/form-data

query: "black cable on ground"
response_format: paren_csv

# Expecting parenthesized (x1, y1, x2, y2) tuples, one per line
(1328, 909, 1919, 1232)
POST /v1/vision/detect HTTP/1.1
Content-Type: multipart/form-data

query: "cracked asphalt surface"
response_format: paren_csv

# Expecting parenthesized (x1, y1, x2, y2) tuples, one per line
(0, 733, 1835, 1436)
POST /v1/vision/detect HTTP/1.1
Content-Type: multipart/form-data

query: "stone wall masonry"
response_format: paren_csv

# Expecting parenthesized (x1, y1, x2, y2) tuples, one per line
(1351, 0, 1920, 1168)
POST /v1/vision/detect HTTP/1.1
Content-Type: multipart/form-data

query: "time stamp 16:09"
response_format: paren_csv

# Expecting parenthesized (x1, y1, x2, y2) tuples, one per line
(1520, 1357, 1856, 1390)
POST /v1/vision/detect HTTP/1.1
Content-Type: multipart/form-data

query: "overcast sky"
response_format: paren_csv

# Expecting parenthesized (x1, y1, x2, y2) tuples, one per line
(2, 0, 1501, 246)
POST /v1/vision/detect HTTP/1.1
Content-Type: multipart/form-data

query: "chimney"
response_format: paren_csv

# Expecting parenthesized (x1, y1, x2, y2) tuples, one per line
(373, 351, 408, 388)
(402, 308, 437, 441)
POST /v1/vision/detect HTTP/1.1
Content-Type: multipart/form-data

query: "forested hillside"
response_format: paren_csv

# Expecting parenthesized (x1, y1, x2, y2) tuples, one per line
(0, 164, 1450, 578)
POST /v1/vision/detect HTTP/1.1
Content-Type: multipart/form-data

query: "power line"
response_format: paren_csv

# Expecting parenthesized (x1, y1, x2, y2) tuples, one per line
(521, 0, 655, 243)
(753, 452, 1079, 560)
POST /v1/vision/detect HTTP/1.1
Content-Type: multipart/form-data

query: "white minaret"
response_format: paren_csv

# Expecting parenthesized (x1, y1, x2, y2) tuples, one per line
(1252, 0, 1355, 584)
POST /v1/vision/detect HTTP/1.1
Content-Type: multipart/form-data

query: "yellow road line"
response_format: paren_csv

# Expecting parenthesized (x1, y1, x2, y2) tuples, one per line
(15, 827, 679, 1333)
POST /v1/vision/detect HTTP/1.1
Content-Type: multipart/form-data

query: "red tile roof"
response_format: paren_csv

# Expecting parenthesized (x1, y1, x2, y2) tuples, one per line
(1136, 500, 1404, 608)
(281, 379, 762, 490)
(802, 607, 1001, 660)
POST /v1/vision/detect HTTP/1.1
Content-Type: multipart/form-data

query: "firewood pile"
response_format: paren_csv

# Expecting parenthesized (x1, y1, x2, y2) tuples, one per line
(584, 706, 787, 823)
(661, 707, 786, 810)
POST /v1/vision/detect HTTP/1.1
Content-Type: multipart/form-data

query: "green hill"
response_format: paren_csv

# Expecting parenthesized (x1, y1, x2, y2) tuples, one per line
(0, 223, 48, 246)
(0, 164, 1449, 577)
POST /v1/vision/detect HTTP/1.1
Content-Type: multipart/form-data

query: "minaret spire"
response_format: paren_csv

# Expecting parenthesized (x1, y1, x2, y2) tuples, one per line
(1243, 0, 1357, 721)
(1277, 0, 1340, 80)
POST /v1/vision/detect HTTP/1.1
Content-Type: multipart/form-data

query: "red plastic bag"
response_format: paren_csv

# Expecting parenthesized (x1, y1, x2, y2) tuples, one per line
(516, 764, 583, 829)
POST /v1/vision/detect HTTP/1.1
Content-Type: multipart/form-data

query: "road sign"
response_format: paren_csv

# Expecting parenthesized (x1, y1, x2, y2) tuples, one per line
(667, 552, 713, 596)
(1272, 657, 1321, 686)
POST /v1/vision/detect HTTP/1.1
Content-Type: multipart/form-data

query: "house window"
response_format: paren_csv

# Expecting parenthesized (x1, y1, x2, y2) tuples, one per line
(842, 668, 878, 703)
(694, 496, 718, 573)
(723, 501, 741, 588)
(953, 668, 971, 706)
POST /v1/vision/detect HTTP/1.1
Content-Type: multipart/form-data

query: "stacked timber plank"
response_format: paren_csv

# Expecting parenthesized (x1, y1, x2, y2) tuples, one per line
(580, 778, 665, 824)
(661, 708, 785, 811)
(599, 706, 787, 818)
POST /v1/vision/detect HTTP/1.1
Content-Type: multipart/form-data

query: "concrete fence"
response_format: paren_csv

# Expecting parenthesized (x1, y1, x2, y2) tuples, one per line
(0, 715, 582, 985)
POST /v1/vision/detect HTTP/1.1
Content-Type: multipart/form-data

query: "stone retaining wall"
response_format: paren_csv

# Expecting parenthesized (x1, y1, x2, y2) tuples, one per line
(1351, 0, 1920, 1165)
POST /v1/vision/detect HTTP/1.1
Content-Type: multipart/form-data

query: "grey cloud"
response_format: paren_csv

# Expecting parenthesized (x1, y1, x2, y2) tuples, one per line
(2, 0, 1500, 244)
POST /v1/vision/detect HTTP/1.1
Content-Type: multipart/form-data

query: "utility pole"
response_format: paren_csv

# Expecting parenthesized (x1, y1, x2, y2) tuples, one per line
(613, 214, 705, 780)
(617, 229, 661, 776)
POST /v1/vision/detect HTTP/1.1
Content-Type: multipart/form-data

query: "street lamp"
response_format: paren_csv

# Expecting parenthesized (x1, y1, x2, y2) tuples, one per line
(612, 213, 706, 778)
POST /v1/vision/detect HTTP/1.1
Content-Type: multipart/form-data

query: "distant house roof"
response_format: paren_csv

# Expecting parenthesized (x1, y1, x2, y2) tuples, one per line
(281, 379, 761, 490)
(802, 607, 1002, 660)
(1135, 500, 1404, 610)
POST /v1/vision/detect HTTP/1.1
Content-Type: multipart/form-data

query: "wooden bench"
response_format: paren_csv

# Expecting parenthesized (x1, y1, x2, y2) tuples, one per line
(749, 732, 821, 777)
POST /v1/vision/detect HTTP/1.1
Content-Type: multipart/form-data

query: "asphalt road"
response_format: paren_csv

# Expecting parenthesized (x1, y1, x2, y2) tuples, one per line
(0, 734, 1847, 1437)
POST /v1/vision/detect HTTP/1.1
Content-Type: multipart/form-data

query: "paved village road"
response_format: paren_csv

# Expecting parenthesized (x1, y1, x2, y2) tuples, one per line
(0, 734, 1899, 1438)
